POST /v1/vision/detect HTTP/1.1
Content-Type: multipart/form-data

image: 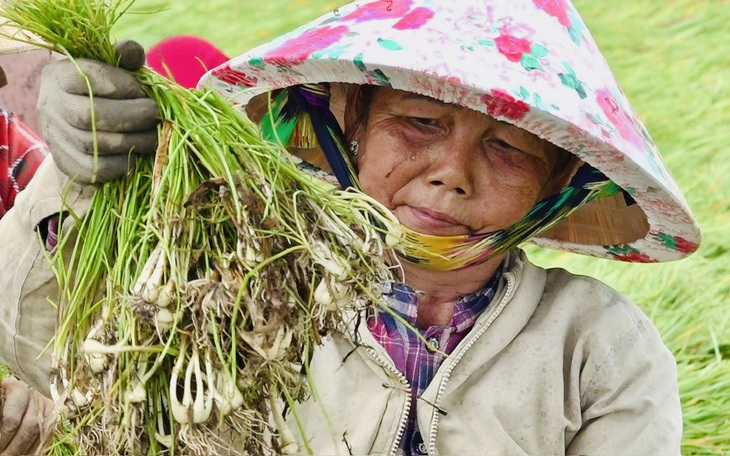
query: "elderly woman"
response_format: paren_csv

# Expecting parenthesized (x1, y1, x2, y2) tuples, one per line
(0, 0, 701, 454)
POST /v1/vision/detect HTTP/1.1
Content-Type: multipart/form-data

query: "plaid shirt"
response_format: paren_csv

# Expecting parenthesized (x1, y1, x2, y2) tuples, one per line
(0, 108, 48, 219)
(368, 267, 503, 455)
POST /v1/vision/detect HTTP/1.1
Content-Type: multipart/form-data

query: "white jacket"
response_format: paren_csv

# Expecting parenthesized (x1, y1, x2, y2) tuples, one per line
(286, 250, 682, 455)
(0, 157, 681, 455)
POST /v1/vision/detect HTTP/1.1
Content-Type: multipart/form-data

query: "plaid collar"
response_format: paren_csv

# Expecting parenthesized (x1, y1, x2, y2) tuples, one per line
(382, 266, 503, 332)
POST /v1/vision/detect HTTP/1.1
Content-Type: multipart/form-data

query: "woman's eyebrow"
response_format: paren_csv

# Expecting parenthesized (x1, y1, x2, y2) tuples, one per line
(399, 92, 457, 109)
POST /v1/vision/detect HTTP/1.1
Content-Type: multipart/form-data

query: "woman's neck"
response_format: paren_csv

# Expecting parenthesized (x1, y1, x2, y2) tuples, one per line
(398, 254, 506, 328)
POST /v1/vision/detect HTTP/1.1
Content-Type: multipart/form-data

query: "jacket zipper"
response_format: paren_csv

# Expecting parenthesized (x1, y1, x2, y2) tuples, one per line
(426, 271, 518, 455)
(363, 345, 412, 455)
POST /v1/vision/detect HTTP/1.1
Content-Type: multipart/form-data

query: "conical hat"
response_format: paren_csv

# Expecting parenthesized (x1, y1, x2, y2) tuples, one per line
(201, 0, 701, 263)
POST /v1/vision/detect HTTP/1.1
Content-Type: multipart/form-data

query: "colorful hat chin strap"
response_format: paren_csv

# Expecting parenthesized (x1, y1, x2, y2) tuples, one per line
(397, 164, 625, 270)
(260, 84, 628, 272)
(259, 83, 359, 189)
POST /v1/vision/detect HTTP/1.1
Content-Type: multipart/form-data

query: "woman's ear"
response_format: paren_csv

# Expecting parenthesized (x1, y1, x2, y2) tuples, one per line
(343, 85, 363, 140)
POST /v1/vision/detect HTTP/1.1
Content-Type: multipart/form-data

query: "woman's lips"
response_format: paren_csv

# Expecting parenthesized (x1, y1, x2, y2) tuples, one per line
(406, 206, 462, 231)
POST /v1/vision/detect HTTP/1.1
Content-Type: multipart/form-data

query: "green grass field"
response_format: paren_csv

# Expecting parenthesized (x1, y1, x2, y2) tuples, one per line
(113, 2, 730, 452)
(9, 0, 729, 453)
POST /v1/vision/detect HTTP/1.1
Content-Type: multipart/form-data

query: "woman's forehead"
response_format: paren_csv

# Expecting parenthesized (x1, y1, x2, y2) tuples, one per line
(374, 87, 451, 107)
(362, 87, 561, 162)
(372, 88, 547, 142)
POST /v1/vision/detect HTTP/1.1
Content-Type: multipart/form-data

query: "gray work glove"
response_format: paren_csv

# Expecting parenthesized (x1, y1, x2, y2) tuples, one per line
(37, 40, 159, 184)
(0, 377, 54, 456)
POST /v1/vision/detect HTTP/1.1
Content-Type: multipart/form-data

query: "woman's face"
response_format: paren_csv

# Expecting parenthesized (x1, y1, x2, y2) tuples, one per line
(351, 87, 564, 238)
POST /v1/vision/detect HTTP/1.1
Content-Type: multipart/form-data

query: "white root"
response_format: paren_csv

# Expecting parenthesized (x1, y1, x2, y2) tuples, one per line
(86, 353, 108, 374)
(313, 276, 350, 311)
(49, 376, 62, 403)
(141, 248, 166, 303)
(85, 319, 105, 342)
(182, 351, 194, 422)
(236, 239, 244, 260)
(270, 394, 298, 455)
(213, 370, 244, 416)
(83, 339, 116, 355)
(286, 293, 298, 308)
(385, 223, 402, 248)
(71, 387, 91, 408)
(127, 380, 147, 404)
(244, 244, 265, 267)
(264, 327, 293, 361)
(362, 225, 383, 256)
(318, 214, 357, 247)
(238, 331, 270, 360)
(313, 279, 332, 309)
(132, 246, 162, 296)
(156, 281, 174, 308)
(238, 304, 293, 362)
(191, 347, 213, 423)
(154, 431, 173, 449)
(154, 308, 175, 332)
(170, 348, 189, 425)
(82, 337, 133, 373)
(310, 241, 350, 279)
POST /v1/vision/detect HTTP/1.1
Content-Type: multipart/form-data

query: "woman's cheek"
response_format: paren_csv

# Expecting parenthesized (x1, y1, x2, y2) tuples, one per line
(486, 149, 532, 174)
(357, 132, 420, 200)
(357, 157, 394, 208)
(481, 159, 547, 223)
(489, 152, 551, 195)
(478, 189, 537, 231)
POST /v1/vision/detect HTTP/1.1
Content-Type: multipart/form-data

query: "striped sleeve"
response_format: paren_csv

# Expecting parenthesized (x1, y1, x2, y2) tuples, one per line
(0, 108, 49, 218)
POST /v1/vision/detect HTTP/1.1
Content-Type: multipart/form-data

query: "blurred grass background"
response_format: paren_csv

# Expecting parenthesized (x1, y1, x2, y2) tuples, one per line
(17, 0, 728, 453)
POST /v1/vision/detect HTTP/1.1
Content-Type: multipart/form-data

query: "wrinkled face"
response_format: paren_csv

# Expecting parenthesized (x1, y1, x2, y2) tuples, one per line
(351, 87, 564, 237)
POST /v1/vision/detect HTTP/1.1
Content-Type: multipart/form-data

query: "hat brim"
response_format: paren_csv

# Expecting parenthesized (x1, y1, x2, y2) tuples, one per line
(200, 1, 701, 263)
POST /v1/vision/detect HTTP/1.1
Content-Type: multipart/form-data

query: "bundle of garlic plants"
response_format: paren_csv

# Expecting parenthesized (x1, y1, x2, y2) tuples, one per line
(1, 0, 405, 454)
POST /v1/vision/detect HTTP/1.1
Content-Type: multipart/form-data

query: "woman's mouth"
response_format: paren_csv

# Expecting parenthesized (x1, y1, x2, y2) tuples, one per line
(402, 206, 464, 233)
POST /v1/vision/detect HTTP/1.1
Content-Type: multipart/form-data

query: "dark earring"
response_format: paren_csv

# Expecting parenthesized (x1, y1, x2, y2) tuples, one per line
(349, 140, 359, 157)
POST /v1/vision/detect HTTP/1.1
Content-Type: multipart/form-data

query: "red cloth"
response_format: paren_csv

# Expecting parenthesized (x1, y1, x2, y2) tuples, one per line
(146, 35, 229, 89)
(0, 108, 49, 218)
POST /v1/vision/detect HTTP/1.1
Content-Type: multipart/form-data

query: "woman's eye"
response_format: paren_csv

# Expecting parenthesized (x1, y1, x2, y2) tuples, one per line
(485, 139, 537, 164)
(410, 117, 439, 128)
(488, 139, 518, 152)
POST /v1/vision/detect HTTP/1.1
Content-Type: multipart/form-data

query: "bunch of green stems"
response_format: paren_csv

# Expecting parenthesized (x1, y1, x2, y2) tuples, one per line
(2, 1, 403, 454)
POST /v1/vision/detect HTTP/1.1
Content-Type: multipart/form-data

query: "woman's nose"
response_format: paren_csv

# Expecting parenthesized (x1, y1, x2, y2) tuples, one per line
(424, 140, 475, 197)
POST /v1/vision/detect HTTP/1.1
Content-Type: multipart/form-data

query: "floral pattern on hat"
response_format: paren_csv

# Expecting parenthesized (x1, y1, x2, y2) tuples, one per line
(480, 90, 530, 121)
(533, 0, 586, 44)
(393, 7, 435, 30)
(214, 63, 258, 87)
(595, 88, 646, 149)
(494, 27, 551, 73)
(264, 25, 351, 67)
(203, 0, 701, 263)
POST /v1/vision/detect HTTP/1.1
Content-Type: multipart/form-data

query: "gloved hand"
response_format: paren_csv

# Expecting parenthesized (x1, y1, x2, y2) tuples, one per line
(37, 40, 160, 184)
(0, 377, 54, 455)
